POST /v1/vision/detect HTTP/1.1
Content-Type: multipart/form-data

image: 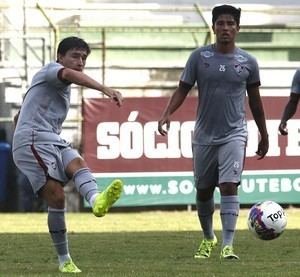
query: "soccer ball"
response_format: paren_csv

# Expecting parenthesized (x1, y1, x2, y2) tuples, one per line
(247, 200, 287, 240)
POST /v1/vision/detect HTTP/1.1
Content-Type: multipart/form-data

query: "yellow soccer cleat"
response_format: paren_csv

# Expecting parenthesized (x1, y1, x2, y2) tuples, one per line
(92, 179, 123, 217)
(220, 245, 239, 260)
(59, 259, 82, 273)
(194, 235, 218, 259)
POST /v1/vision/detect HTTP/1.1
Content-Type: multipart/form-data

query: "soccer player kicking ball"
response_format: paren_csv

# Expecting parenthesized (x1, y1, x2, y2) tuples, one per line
(13, 36, 123, 273)
(158, 5, 269, 260)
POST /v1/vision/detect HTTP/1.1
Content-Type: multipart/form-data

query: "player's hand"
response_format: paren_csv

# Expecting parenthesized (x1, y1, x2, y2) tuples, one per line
(256, 136, 269, 160)
(158, 117, 170, 136)
(278, 121, 288, 135)
(109, 89, 123, 107)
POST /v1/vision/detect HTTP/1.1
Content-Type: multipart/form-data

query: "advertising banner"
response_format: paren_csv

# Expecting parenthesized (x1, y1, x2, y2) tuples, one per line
(82, 97, 300, 206)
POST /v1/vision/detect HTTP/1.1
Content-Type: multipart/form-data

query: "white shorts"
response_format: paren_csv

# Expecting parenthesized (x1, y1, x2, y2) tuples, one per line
(13, 144, 81, 194)
(192, 140, 246, 189)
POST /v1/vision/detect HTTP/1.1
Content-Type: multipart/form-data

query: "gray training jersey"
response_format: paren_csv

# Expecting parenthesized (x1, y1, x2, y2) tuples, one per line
(13, 62, 71, 151)
(291, 68, 300, 94)
(181, 44, 260, 145)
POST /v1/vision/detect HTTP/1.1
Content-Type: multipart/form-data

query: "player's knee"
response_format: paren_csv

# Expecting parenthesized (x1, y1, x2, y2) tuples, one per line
(196, 188, 214, 202)
(40, 180, 65, 208)
(219, 182, 238, 196)
(65, 157, 87, 177)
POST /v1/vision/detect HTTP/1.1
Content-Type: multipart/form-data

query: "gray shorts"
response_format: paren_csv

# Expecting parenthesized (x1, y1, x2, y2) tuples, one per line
(13, 144, 81, 194)
(192, 140, 246, 189)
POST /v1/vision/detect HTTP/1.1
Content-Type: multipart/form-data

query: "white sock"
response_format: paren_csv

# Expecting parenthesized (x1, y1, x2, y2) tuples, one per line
(89, 193, 99, 207)
(59, 254, 71, 266)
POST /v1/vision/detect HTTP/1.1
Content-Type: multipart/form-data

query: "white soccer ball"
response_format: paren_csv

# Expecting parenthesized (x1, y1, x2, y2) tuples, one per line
(247, 200, 287, 240)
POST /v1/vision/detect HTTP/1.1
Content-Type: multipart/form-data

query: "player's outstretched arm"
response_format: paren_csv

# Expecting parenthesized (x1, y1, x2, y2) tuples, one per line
(60, 68, 123, 107)
(278, 93, 300, 135)
(158, 84, 190, 136)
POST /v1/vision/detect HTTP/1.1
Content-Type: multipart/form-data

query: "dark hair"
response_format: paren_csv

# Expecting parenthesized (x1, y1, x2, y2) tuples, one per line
(212, 4, 241, 26)
(56, 36, 91, 57)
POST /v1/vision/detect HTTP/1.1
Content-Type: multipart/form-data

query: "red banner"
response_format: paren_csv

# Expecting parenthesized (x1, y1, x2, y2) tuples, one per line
(82, 97, 300, 173)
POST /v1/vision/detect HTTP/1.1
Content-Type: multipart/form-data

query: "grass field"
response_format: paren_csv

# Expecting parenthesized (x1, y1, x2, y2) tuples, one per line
(0, 208, 299, 277)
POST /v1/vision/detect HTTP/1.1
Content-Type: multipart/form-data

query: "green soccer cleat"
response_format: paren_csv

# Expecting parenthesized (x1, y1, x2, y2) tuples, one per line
(59, 259, 82, 273)
(92, 179, 123, 217)
(220, 245, 239, 260)
(194, 235, 218, 259)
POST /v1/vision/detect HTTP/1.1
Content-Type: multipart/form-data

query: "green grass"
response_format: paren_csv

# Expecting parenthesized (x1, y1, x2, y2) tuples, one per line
(0, 209, 299, 276)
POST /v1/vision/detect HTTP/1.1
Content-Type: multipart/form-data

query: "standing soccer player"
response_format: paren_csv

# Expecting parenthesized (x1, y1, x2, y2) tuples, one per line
(13, 36, 123, 273)
(158, 5, 269, 259)
(278, 68, 300, 135)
